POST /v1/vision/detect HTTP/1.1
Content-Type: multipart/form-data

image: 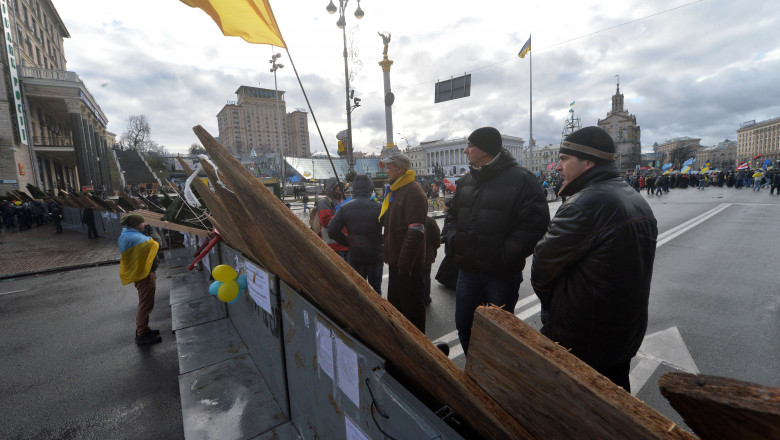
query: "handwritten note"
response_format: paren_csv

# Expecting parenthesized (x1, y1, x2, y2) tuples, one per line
(336, 337, 360, 408)
(316, 320, 334, 379)
(245, 261, 272, 314)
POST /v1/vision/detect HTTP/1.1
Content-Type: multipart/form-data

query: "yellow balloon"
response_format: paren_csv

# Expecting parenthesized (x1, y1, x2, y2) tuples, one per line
(217, 280, 239, 302)
(212, 264, 238, 282)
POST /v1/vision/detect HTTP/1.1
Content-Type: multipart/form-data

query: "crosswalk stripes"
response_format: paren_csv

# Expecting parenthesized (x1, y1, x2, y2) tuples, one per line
(432, 294, 542, 361)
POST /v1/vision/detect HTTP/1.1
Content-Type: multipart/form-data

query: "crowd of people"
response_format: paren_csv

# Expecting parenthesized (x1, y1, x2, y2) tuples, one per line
(623, 168, 780, 195)
(1, 199, 63, 233)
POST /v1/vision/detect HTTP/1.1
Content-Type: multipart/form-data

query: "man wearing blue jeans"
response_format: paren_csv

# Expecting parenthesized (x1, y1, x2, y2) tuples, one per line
(443, 127, 550, 355)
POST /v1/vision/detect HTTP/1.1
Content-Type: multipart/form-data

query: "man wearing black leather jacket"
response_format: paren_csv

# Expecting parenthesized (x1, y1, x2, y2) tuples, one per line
(532, 126, 658, 392)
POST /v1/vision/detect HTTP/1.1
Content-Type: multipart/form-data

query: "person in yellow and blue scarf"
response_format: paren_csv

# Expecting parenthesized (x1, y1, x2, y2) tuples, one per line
(118, 214, 162, 345)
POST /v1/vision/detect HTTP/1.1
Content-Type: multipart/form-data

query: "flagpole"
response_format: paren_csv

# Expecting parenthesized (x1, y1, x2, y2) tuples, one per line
(529, 34, 533, 173)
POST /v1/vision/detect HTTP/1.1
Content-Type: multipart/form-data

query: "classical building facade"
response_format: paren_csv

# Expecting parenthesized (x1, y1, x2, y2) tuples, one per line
(217, 86, 310, 159)
(654, 137, 703, 166)
(523, 144, 560, 175)
(405, 145, 425, 176)
(597, 82, 641, 170)
(737, 117, 780, 166)
(696, 139, 736, 170)
(1, 0, 113, 195)
(421, 134, 525, 176)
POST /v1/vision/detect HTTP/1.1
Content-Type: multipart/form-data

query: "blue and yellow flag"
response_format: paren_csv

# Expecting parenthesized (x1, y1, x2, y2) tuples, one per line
(518, 36, 531, 58)
(118, 228, 160, 285)
(180, 0, 286, 47)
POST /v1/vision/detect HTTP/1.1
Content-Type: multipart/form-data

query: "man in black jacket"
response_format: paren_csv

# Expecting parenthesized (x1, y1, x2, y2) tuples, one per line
(327, 174, 384, 294)
(443, 127, 550, 355)
(532, 126, 658, 392)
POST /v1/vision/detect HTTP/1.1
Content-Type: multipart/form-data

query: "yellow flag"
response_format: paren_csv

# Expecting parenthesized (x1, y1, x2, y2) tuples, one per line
(180, 0, 286, 47)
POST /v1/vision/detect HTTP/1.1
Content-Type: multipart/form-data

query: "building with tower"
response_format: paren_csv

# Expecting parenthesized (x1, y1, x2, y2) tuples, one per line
(217, 86, 310, 159)
(597, 79, 641, 171)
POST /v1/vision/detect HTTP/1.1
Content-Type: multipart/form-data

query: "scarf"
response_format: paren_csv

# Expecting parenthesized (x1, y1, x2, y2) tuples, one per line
(379, 169, 416, 220)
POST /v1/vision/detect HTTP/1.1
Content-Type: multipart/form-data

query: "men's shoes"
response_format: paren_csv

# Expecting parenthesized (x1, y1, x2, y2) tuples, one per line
(149, 329, 161, 336)
(135, 332, 162, 345)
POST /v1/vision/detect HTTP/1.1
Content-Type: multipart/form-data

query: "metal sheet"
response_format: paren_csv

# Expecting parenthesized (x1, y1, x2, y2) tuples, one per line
(179, 355, 288, 440)
(171, 296, 226, 331)
(223, 247, 290, 418)
(281, 282, 466, 440)
(246, 422, 299, 440)
(176, 318, 248, 374)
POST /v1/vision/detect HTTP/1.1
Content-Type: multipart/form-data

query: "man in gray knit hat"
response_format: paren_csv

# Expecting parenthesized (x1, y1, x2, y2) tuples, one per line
(532, 126, 658, 392)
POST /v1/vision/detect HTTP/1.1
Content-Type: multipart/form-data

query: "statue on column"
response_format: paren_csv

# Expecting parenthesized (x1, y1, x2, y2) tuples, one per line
(378, 32, 391, 57)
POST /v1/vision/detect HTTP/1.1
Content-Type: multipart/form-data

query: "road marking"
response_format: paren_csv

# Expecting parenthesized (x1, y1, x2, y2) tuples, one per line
(431, 294, 542, 356)
(656, 203, 731, 247)
(629, 326, 698, 395)
(0, 289, 29, 296)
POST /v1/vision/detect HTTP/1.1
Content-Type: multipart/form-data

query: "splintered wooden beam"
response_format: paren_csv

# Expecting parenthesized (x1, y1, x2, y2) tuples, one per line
(121, 210, 209, 237)
(187, 126, 532, 440)
(659, 372, 780, 440)
(466, 306, 696, 440)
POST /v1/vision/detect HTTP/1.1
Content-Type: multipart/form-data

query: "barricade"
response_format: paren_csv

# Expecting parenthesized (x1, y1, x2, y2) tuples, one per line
(174, 236, 465, 439)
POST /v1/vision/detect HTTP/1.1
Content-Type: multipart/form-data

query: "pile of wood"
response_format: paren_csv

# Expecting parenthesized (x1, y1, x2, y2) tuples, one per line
(182, 125, 779, 439)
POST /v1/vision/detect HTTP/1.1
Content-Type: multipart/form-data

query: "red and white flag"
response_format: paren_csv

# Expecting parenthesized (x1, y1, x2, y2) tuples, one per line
(736, 162, 749, 170)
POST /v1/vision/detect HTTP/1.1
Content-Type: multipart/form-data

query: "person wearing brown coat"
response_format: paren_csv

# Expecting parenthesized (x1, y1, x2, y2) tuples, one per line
(379, 153, 428, 332)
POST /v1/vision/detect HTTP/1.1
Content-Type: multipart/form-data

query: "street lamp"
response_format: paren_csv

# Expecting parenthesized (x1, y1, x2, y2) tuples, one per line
(397, 132, 410, 151)
(269, 53, 286, 198)
(326, 0, 364, 176)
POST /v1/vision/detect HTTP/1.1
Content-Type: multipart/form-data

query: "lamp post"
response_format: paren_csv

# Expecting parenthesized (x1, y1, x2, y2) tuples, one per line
(326, 0, 364, 176)
(269, 53, 285, 198)
(397, 133, 410, 151)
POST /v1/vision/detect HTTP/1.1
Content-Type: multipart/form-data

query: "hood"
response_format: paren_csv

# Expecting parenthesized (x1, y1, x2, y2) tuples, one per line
(324, 177, 341, 199)
(352, 174, 374, 198)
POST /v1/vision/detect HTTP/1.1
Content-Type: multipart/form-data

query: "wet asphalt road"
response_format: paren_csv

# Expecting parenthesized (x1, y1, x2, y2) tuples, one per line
(0, 263, 183, 440)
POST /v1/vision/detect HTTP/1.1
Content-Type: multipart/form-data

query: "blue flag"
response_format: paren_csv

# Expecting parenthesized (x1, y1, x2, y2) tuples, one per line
(288, 175, 300, 183)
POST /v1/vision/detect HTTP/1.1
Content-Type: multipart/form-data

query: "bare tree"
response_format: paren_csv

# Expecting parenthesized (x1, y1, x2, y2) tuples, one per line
(120, 115, 151, 152)
(669, 144, 695, 168)
(189, 143, 207, 155)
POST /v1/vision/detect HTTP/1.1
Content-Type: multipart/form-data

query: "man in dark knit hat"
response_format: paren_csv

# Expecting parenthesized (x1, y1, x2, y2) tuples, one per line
(442, 127, 550, 355)
(118, 213, 163, 345)
(531, 126, 658, 392)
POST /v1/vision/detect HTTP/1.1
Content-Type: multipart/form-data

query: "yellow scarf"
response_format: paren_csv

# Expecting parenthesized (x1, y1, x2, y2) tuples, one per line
(379, 169, 415, 219)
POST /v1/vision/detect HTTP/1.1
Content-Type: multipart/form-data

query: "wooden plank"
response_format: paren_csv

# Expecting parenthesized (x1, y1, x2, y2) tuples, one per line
(120, 210, 210, 237)
(188, 125, 532, 440)
(659, 372, 780, 440)
(466, 306, 695, 440)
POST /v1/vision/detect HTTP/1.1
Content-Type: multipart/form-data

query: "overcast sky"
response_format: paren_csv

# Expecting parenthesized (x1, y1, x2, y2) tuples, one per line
(52, 0, 780, 155)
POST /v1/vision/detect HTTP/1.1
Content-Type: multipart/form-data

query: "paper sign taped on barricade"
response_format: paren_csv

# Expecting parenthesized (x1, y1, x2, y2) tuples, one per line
(345, 415, 369, 440)
(245, 261, 272, 314)
(336, 337, 360, 408)
(316, 320, 334, 379)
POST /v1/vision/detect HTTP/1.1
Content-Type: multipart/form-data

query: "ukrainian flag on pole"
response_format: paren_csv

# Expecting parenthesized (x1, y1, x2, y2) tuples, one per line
(180, 0, 286, 47)
(518, 36, 531, 58)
